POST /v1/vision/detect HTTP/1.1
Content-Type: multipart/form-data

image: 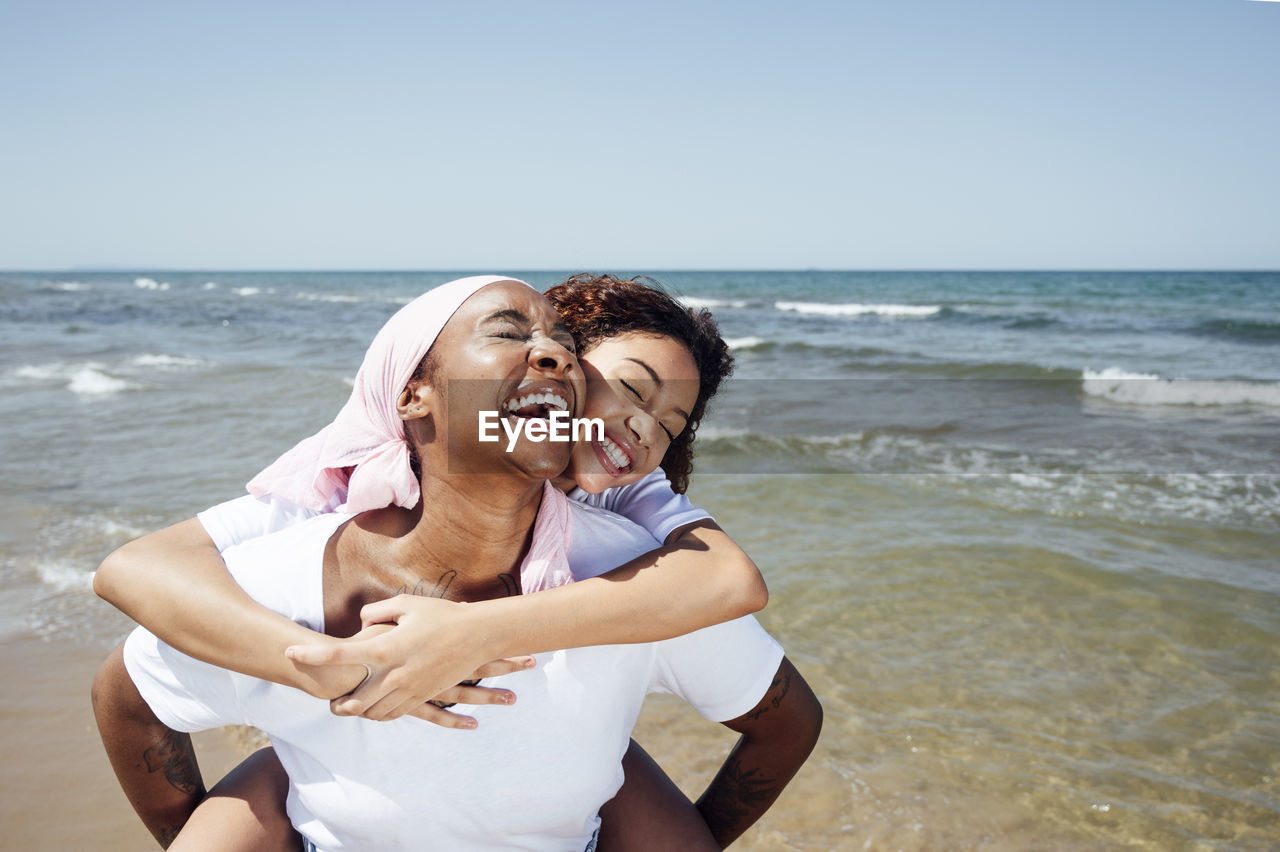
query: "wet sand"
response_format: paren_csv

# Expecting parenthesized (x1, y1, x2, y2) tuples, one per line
(1, 628, 252, 851)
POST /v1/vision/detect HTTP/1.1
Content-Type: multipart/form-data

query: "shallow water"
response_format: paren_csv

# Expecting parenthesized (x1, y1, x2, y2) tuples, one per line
(1, 269, 1276, 847)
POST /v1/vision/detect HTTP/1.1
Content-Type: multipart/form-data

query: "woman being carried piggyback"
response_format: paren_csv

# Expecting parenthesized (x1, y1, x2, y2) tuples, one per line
(94, 274, 821, 850)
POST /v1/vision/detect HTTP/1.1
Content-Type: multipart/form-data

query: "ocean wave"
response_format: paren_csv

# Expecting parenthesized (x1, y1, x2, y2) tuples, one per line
(1186, 317, 1280, 345)
(46, 280, 91, 292)
(11, 363, 71, 383)
(696, 428, 1279, 526)
(68, 367, 132, 395)
(679, 296, 753, 310)
(232, 286, 272, 297)
(9, 360, 150, 394)
(960, 471, 1280, 530)
(697, 428, 965, 473)
(853, 361, 1078, 380)
(36, 560, 95, 593)
(134, 277, 170, 291)
(297, 291, 364, 304)
(29, 515, 150, 595)
(725, 336, 768, 351)
(203, 281, 219, 290)
(1002, 315, 1063, 330)
(129, 353, 204, 369)
(1082, 367, 1280, 408)
(774, 300, 941, 318)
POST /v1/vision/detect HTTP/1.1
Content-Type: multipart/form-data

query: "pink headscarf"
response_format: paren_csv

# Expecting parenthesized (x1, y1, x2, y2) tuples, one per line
(247, 275, 534, 514)
(518, 480, 575, 594)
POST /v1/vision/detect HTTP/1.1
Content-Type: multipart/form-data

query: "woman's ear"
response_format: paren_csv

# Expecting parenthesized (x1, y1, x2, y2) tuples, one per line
(397, 381, 434, 421)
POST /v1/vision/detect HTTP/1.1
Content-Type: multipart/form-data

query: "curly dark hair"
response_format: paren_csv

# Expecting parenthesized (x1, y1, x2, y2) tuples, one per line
(545, 274, 733, 493)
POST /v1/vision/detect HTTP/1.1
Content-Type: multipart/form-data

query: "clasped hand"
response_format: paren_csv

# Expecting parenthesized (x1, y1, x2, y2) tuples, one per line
(284, 595, 533, 729)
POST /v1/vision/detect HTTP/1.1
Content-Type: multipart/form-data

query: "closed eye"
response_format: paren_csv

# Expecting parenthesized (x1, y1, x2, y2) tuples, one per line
(660, 424, 675, 441)
(620, 379, 644, 401)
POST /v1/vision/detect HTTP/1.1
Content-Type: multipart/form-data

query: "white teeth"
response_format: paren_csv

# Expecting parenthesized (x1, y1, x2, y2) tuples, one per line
(601, 435, 630, 469)
(503, 391, 569, 413)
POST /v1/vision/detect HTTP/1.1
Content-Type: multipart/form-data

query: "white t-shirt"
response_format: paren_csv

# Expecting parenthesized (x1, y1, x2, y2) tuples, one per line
(198, 469, 709, 554)
(125, 499, 782, 852)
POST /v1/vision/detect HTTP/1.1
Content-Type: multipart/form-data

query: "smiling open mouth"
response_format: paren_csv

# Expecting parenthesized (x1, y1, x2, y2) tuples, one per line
(594, 433, 633, 475)
(502, 390, 569, 421)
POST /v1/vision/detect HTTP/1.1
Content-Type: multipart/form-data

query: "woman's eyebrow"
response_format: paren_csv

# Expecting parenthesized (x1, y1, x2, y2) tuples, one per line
(482, 309, 530, 325)
(625, 357, 690, 422)
(482, 311, 572, 340)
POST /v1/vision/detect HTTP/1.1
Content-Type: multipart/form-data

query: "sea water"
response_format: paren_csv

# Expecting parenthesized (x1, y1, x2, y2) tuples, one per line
(2, 270, 1277, 848)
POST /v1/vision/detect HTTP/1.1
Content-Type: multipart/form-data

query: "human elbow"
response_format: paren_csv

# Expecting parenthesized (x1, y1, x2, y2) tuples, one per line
(93, 545, 130, 603)
(802, 692, 824, 752)
(729, 554, 769, 617)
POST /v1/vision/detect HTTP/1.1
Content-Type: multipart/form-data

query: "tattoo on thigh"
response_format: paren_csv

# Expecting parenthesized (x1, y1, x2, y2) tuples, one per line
(142, 729, 202, 796)
(743, 669, 792, 721)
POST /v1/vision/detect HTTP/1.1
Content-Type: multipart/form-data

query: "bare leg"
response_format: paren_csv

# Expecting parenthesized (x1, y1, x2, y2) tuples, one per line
(597, 739, 718, 852)
(169, 746, 301, 852)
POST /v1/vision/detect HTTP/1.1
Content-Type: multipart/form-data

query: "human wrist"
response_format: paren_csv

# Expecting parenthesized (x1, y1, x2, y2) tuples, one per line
(286, 636, 366, 699)
(463, 596, 531, 661)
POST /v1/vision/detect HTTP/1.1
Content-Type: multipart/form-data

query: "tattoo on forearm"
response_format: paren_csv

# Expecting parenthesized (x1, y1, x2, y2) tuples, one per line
(743, 669, 792, 721)
(142, 729, 202, 796)
(700, 757, 779, 838)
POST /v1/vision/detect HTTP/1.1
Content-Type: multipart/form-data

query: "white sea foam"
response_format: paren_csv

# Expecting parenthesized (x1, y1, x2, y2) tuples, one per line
(68, 368, 131, 395)
(232, 286, 264, 296)
(972, 472, 1279, 529)
(679, 296, 751, 309)
(775, 301, 941, 318)
(36, 560, 95, 593)
(129, 353, 203, 369)
(1082, 367, 1280, 408)
(48, 280, 91, 291)
(12, 363, 74, 383)
(203, 281, 219, 290)
(298, 292, 363, 303)
(726, 336, 767, 350)
(10, 361, 131, 394)
(134, 277, 170, 291)
(11, 356, 193, 390)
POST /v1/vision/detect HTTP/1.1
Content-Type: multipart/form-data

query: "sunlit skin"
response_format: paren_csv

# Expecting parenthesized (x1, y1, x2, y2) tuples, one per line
(89, 284, 790, 852)
(554, 332, 702, 495)
(425, 281, 584, 481)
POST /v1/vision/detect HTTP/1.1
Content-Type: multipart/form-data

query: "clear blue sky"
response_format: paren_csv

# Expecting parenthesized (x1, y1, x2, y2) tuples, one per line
(2, 0, 1277, 269)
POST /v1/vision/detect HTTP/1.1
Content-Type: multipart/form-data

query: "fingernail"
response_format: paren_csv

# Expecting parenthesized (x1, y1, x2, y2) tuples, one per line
(501, 692, 515, 704)
(523, 658, 535, 669)
(463, 718, 478, 729)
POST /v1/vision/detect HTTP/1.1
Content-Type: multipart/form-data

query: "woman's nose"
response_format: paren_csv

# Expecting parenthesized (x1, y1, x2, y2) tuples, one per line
(528, 337, 577, 377)
(625, 411, 658, 449)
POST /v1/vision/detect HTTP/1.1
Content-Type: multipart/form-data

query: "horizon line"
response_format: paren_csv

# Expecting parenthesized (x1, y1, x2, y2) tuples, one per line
(5, 266, 1280, 274)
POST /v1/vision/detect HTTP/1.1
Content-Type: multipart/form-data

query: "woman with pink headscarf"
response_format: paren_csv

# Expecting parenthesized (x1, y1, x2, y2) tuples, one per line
(94, 275, 815, 848)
